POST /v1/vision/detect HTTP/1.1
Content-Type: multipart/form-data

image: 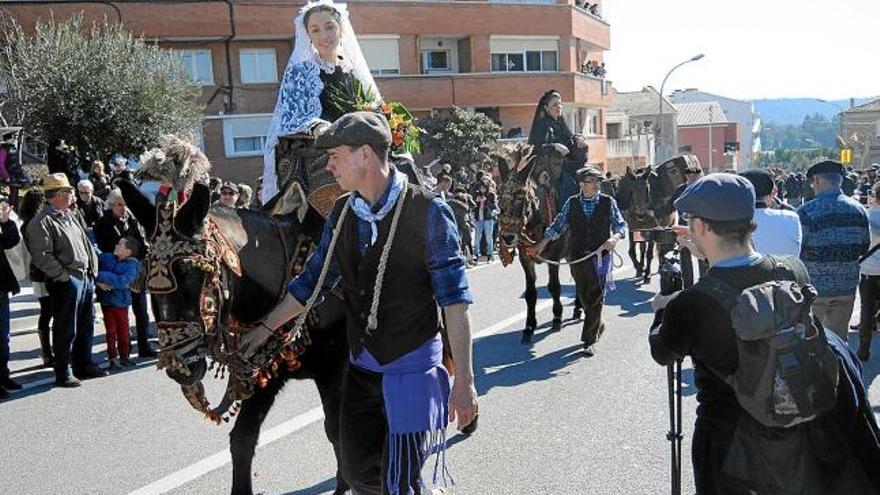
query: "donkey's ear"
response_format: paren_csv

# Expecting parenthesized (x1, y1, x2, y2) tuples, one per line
(174, 183, 211, 236)
(116, 179, 157, 236)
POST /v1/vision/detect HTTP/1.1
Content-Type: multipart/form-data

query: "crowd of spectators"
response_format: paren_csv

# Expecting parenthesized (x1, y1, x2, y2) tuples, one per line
(581, 60, 607, 78)
(0, 151, 261, 397)
(574, 0, 602, 18)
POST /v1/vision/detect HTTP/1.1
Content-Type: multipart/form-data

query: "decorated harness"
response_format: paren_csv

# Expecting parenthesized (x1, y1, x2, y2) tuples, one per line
(148, 201, 318, 423)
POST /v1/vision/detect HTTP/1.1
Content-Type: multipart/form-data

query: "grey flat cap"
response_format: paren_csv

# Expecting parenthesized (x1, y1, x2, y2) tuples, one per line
(673, 173, 755, 221)
(315, 111, 392, 151)
(575, 166, 604, 182)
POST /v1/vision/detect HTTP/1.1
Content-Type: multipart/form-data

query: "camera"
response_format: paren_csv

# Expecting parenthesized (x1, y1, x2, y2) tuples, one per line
(634, 227, 682, 296)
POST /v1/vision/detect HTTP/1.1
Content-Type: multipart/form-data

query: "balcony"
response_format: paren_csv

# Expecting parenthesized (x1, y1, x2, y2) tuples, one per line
(375, 71, 612, 110)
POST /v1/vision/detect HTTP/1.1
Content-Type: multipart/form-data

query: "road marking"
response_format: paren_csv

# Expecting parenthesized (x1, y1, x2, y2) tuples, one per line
(128, 407, 324, 495)
(126, 265, 634, 494)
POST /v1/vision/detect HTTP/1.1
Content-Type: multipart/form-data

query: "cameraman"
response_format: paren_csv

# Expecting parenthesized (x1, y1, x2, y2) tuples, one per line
(649, 174, 880, 494)
(649, 174, 794, 493)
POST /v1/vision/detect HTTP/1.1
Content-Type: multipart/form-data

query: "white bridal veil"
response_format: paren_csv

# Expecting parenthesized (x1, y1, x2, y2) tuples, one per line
(261, 0, 381, 202)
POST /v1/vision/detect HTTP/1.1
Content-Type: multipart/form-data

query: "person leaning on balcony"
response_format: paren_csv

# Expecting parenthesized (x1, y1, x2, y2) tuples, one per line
(528, 89, 589, 211)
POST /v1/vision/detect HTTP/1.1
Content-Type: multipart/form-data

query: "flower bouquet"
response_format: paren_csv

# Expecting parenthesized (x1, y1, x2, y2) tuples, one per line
(325, 79, 421, 154)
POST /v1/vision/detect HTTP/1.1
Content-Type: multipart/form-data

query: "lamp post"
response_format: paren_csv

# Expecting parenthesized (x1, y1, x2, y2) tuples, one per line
(816, 98, 849, 149)
(657, 53, 705, 162)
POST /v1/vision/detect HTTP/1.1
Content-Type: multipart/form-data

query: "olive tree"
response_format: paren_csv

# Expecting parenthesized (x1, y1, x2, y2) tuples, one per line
(0, 15, 203, 160)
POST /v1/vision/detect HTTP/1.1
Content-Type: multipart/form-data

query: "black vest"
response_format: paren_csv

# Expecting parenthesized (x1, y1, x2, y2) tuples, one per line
(568, 194, 612, 258)
(331, 184, 440, 364)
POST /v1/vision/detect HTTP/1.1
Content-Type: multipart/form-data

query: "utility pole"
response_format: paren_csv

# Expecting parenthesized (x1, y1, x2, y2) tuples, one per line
(708, 105, 714, 171)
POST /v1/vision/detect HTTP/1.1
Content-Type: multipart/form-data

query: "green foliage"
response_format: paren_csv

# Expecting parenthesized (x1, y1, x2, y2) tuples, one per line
(421, 107, 501, 173)
(754, 147, 835, 171)
(0, 15, 203, 159)
(761, 113, 842, 150)
(324, 77, 377, 116)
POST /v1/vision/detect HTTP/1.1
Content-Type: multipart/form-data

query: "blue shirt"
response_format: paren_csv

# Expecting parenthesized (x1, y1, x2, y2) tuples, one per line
(543, 193, 628, 241)
(713, 252, 763, 268)
(797, 187, 870, 297)
(289, 176, 473, 308)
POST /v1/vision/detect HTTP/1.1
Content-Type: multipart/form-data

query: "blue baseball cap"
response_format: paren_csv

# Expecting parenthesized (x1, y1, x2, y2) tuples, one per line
(673, 173, 755, 221)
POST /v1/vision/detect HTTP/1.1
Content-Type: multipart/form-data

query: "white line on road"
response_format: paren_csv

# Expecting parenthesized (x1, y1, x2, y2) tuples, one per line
(126, 265, 634, 495)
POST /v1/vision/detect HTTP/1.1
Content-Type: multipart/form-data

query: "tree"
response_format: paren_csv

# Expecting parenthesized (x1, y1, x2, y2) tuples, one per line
(421, 107, 501, 176)
(0, 15, 202, 161)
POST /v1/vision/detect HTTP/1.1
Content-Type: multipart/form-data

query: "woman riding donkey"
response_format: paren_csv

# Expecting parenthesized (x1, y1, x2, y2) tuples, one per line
(261, 0, 382, 205)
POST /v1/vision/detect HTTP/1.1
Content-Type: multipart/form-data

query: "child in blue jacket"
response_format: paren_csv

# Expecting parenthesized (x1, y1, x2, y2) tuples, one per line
(96, 237, 141, 369)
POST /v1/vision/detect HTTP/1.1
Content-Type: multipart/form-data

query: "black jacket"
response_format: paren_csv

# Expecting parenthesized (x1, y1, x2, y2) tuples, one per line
(93, 212, 147, 259)
(0, 218, 21, 294)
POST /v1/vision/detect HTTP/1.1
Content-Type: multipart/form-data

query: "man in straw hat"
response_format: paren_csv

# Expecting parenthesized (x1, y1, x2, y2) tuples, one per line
(27, 173, 104, 387)
(240, 112, 478, 495)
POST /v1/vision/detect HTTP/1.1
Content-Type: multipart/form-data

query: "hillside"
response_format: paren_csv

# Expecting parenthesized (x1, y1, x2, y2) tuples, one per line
(753, 97, 877, 126)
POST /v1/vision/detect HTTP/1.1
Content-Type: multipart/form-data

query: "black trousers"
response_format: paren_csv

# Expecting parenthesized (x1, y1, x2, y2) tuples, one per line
(340, 365, 424, 495)
(692, 417, 752, 495)
(131, 289, 151, 352)
(571, 260, 605, 347)
(858, 275, 880, 348)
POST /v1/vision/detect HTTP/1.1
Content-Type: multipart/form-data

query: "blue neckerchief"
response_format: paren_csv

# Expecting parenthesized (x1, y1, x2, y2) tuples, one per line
(349, 167, 407, 245)
(713, 252, 763, 268)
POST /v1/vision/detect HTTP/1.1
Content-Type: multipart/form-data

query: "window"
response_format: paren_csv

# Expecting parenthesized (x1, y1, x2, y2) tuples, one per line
(359, 36, 400, 75)
(490, 36, 558, 73)
(606, 123, 621, 139)
(588, 109, 601, 136)
(179, 49, 213, 84)
(239, 49, 277, 84)
(423, 50, 451, 72)
(525, 50, 557, 71)
(223, 116, 272, 158)
(491, 53, 525, 72)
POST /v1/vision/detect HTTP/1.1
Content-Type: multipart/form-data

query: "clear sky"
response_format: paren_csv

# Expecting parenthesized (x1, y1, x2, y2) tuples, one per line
(604, 0, 880, 101)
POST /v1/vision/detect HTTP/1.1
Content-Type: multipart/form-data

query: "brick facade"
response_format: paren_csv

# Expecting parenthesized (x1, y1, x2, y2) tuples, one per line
(6, 0, 612, 185)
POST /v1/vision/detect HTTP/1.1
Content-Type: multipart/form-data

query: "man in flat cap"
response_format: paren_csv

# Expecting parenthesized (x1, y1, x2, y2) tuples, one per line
(740, 169, 801, 256)
(649, 172, 880, 495)
(240, 112, 478, 495)
(797, 160, 869, 338)
(533, 165, 628, 354)
(27, 173, 104, 387)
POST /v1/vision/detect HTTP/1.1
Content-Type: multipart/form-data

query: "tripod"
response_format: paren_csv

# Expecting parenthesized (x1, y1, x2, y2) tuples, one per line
(667, 359, 683, 495)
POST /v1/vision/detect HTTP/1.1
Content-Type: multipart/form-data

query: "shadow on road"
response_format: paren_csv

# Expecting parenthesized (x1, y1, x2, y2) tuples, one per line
(474, 333, 584, 396)
(606, 277, 654, 317)
(279, 477, 337, 495)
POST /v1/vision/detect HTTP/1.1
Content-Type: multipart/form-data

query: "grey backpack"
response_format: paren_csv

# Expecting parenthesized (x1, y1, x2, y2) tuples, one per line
(695, 257, 839, 428)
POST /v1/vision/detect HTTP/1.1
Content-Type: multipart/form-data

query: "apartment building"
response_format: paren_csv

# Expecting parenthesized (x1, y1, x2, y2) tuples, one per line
(6, 0, 613, 183)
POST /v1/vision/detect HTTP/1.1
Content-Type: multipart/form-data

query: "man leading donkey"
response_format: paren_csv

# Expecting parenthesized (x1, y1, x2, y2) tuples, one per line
(241, 112, 478, 495)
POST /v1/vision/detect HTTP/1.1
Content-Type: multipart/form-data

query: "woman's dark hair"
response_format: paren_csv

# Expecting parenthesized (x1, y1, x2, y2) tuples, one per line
(19, 188, 46, 229)
(701, 217, 757, 246)
(304, 4, 341, 27)
(527, 89, 571, 146)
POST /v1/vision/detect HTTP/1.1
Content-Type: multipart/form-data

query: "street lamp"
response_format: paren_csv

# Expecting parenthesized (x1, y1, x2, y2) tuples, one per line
(657, 54, 705, 162)
(815, 98, 849, 148)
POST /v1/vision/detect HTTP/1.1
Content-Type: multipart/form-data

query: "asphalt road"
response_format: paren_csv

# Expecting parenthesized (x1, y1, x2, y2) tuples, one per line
(4, 258, 880, 495)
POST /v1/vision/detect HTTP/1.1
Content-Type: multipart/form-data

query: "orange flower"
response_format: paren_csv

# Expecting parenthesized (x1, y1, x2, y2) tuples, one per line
(392, 130, 405, 146)
(380, 102, 393, 115)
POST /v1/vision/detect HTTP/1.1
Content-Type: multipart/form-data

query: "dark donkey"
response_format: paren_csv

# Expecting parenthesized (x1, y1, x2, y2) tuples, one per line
(495, 142, 581, 344)
(616, 163, 681, 282)
(118, 180, 350, 495)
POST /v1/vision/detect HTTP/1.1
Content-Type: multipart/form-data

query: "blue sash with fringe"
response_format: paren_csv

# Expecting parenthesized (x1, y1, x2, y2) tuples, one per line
(351, 334, 452, 494)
